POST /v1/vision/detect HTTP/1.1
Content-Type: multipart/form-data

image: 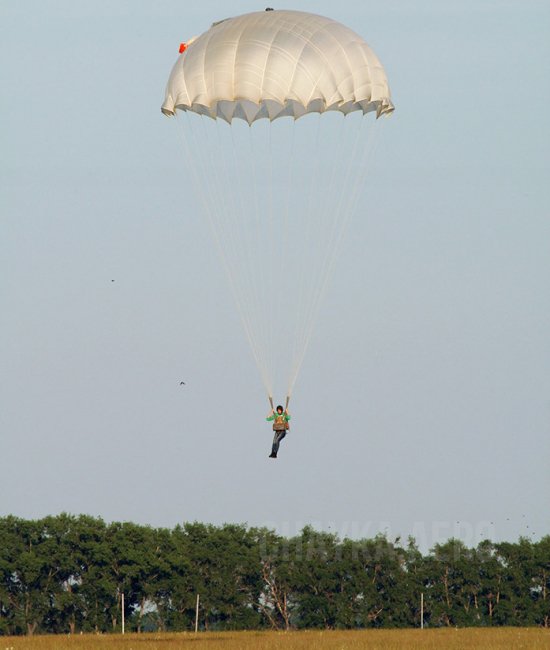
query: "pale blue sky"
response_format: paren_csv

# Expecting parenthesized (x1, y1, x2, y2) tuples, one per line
(1, 0, 549, 552)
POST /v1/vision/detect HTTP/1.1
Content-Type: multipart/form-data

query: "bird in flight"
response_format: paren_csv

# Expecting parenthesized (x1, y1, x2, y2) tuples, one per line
(180, 381, 186, 385)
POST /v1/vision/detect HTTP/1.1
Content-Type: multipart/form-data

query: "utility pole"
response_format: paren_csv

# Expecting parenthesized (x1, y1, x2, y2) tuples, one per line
(195, 594, 200, 634)
(420, 592, 424, 629)
(121, 592, 125, 635)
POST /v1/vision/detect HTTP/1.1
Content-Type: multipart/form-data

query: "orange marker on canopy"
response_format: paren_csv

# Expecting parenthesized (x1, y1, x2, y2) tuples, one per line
(179, 42, 187, 53)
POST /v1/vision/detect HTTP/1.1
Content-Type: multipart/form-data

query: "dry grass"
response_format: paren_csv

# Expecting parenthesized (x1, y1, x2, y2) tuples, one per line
(1, 628, 549, 650)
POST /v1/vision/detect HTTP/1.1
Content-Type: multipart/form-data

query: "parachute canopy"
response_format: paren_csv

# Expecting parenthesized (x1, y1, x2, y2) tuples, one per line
(162, 9, 394, 124)
(162, 10, 394, 399)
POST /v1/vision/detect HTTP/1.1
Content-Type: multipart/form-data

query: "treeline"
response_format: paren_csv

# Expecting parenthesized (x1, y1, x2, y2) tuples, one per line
(0, 515, 548, 635)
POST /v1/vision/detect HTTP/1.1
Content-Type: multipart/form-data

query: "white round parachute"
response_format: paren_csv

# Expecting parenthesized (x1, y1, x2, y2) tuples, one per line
(162, 9, 394, 124)
(162, 9, 394, 402)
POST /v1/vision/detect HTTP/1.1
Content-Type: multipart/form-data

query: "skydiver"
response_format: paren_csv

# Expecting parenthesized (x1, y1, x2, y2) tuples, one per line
(266, 404, 290, 458)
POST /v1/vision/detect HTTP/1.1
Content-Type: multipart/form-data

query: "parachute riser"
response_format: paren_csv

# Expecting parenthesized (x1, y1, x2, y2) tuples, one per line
(268, 395, 290, 411)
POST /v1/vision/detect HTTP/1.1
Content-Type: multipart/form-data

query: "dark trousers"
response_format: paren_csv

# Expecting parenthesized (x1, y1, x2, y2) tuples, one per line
(271, 429, 287, 455)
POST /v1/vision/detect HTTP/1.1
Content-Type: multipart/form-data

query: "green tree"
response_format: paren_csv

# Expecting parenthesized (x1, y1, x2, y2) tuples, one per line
(495, 537, 536, 626)
(531, 536, 550, 627)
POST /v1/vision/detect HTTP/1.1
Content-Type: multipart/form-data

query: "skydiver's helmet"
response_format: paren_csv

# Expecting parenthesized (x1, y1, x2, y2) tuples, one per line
(276, 405, 284, 413)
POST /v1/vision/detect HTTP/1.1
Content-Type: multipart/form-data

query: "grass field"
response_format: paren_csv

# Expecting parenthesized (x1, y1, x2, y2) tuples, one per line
(1, 628, 549, 650)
